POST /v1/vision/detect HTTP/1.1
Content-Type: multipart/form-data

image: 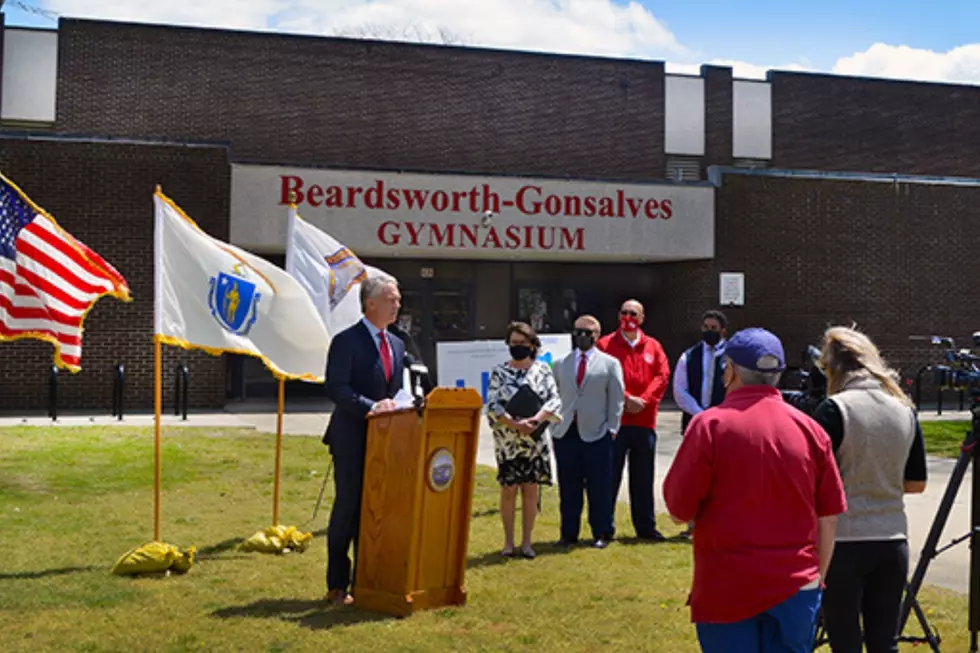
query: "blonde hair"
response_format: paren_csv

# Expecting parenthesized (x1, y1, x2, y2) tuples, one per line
(820, 325, 913, 407)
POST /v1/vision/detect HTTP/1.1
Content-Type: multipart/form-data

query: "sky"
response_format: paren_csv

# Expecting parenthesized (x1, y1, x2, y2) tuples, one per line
(5, 0, 980, 84)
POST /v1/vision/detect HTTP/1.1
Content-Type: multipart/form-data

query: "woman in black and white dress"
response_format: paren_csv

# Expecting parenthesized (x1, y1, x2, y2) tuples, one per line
(486, 321, 561, 559)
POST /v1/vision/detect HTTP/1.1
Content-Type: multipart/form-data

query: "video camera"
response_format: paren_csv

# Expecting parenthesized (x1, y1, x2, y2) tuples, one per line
(781, 345, 827, 417)
(909, 332, 980, 399)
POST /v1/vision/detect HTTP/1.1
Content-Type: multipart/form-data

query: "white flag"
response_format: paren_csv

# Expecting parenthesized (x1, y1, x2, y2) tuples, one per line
(284, 207, 388, 336)
(154, 190, 331, 382)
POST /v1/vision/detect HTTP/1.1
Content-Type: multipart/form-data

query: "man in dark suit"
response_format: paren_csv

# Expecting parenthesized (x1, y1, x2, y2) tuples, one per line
(323, 274, 405, 606)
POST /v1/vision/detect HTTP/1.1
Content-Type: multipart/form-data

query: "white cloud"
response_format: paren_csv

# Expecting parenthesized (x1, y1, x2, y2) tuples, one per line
(832, 43, 980, 84)
(43, 0, 688, 58)
(43, 0, 284, 32)
(670, 45, 980, 87)
(35, 0, 980, 86)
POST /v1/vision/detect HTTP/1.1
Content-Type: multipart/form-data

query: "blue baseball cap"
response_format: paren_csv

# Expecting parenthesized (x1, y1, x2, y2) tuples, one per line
(725, 327, 786, 372)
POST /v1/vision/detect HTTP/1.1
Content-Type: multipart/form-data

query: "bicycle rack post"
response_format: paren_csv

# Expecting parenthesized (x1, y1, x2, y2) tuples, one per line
(181, 365, 188, 421)
(48, 365, 58, 421)
(174, 363, 189, 421)
(111, 364, 125, 421)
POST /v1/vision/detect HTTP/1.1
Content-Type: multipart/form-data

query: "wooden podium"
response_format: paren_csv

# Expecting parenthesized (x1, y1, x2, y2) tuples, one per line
(353, 387, 482, 616)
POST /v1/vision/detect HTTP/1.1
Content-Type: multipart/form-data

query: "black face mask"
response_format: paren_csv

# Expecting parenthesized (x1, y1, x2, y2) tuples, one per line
(702, 330, 722, 346)
(573, 330, 595, 351)
(509, 345, 532, 361)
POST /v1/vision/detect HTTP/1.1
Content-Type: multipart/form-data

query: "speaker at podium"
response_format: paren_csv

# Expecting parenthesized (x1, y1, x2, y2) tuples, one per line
(353, 386, 482, 616)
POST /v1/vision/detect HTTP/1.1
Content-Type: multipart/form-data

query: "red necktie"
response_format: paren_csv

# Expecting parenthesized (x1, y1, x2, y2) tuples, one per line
(379, 332, 392, 381)
(576, 353, 587, 387)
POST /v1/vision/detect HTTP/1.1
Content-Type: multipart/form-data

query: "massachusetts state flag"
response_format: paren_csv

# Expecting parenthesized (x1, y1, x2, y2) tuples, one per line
(0, 172, 131, 371)
(154, 189, 330, 381)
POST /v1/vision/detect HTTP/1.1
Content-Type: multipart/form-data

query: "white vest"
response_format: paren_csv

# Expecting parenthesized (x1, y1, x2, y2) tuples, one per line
(830, 373, 917, 542)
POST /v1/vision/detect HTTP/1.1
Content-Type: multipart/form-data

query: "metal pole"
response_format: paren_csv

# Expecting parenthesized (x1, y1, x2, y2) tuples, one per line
(181, 365, 188, 421)
(48, 365, 57, 421)
(970, 435, 980, 652)
(173, 363, 181, 417)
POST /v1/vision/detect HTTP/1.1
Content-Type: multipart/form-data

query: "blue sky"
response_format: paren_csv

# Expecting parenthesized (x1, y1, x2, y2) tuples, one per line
(650, 0, 979, 69)
(4, 0, 980, 83)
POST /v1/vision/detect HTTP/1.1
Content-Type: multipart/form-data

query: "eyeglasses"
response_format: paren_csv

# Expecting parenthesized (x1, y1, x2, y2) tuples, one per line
(572, 329, 597, 337)
(620, 310, 639, 317)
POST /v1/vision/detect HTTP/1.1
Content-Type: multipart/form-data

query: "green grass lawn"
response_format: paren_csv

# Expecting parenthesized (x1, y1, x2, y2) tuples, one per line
(0, 426, 972, 653)
(920, 420, 973, 458)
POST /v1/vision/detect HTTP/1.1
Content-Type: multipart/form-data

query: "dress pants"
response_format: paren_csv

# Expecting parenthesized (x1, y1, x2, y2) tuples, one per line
(609, 425, 657, 537)
(326, 453, 365, 592)
(554, 421, 614, 542)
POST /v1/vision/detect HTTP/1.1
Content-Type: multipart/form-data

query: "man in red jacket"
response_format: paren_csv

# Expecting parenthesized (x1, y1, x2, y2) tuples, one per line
(597, 298, 672, 541)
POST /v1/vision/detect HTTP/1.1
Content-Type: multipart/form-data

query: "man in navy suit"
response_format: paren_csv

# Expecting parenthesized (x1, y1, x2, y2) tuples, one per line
(323, 274, 406, 606)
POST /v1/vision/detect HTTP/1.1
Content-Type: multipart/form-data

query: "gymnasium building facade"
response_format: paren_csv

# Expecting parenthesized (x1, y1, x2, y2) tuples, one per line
(1, 15, 979, 411)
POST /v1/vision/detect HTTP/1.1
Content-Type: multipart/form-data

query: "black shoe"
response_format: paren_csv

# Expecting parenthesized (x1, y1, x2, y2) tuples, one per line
(638, 529, 667, 542)
(592, 538, 610, 549)
(555, 538, 577, 548)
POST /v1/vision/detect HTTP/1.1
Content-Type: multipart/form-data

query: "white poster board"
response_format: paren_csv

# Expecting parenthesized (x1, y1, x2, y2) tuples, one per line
(436, 334, 573, 404)
(437, 334, 572, 483)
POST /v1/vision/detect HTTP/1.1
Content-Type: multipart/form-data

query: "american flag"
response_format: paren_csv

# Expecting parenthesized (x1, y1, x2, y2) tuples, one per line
(0, 173, 130, 371)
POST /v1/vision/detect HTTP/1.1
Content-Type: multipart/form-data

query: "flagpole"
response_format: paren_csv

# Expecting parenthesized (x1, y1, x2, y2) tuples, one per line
(273, 377, 284, 526)
(272, 193, 297, 529)
(153, 184, 165, 544)
(154, 333, 162, 542)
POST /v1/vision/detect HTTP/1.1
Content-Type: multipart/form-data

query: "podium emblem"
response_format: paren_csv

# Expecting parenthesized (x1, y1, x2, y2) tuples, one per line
(427, 448, 456, 492)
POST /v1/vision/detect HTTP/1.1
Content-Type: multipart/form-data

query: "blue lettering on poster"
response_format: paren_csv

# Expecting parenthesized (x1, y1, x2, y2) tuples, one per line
(456, 372, 492, 404)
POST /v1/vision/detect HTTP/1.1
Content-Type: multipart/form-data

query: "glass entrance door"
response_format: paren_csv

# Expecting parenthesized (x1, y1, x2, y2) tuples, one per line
(396, 285, 473, 385)
(516, 286, 610, 334)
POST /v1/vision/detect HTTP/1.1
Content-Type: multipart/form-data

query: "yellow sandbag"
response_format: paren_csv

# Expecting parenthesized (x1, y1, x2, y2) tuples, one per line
(240, 525, 313, 554)
(111, 541, 196, 576)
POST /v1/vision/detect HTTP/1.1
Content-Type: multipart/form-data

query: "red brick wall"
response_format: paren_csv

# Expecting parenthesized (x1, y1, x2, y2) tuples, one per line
(771, 71, 980, 177)
(54, 19, 665, 182)
(659, 170, 980, 398)
(0, 137, 230, 412)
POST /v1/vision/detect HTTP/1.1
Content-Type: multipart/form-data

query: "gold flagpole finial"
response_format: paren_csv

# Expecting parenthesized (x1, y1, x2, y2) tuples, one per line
(288, 191, 298, 208)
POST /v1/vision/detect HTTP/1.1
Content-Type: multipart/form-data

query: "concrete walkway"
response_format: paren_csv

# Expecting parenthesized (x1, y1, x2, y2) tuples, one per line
(2, 405, 972, 596)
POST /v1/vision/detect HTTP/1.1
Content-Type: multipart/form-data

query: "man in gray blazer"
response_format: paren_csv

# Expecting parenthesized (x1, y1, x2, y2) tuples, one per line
(552, 314, 625, 549)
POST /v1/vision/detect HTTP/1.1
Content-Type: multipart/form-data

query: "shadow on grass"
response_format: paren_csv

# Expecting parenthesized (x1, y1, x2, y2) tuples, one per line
(211, 598, 395, 631)
(616, 535, 692, 547)
(196, 528, 328, 559)
(466, 540, 577, 570)
(0, 565, 101, 580)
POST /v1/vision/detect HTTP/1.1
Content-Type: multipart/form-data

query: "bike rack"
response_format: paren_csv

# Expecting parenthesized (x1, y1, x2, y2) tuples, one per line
(174, 363, 189, 421)
(914, 365, 931, 412)
(111, 363, 125, 421)
(48, 365, 58, 421)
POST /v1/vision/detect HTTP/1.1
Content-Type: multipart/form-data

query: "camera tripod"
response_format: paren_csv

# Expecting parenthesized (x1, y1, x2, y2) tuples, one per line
(898, 403, 979, 652)
(813, 403, 979, 652)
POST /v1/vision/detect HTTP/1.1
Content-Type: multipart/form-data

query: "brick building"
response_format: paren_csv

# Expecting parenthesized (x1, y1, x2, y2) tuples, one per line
(2, 16, 979, 411)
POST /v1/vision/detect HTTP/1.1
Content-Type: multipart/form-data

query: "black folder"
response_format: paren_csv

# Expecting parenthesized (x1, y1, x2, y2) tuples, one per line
(505, 384, 544, 418)
(505, 385, 548, 439)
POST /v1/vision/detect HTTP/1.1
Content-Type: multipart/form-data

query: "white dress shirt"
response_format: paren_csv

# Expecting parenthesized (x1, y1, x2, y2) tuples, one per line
(672, 339, 726, 417)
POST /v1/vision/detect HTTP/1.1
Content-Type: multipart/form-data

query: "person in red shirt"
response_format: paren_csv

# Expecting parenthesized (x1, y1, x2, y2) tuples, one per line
(663, 327, 846, 653)
(597, 298, 671, 541)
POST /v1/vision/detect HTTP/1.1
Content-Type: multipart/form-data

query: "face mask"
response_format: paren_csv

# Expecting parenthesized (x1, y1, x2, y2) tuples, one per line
(702, 330, 721, 346)
(509, 345, 532, 361)
(619, 315, 639, 332)
(573, 333, 595, 351)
